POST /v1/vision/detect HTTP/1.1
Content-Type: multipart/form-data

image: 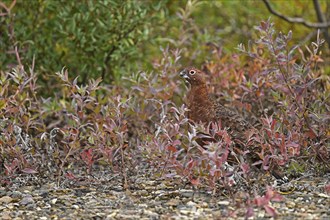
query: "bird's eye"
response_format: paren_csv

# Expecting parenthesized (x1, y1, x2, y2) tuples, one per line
(189, 70, 196, 75)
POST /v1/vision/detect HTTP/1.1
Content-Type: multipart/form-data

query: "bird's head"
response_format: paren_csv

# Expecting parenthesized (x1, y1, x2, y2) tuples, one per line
(179, 67, 206, 86)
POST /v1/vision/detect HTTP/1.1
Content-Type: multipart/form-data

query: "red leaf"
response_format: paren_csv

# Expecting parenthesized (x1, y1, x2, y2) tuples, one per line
(264, 205, 277, 217)
(271, 119, 277, 131)
(21, 168, 38, 174)
(65, 172, 76, 180)
(260, 21, 267, 30)
(187, 159, 195, 169)
(80, 149, 94, 166)
(305, 128, 317, 139)
(190, 178, 200, 186)
(167, 145, 177, 153)
(4, 158, 19, 175)
(241, 163, 250, 174)
(254, 196, 268, 206)
(266, 187, 283, 202)
(325, 184, 330, 195)
(172, 140, 181, 146)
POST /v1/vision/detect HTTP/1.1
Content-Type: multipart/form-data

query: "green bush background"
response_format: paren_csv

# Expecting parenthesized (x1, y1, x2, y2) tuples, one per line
(1, 0, 329, 84)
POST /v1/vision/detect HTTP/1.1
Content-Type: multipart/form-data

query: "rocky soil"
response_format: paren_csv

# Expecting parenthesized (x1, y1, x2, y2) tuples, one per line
(0, 168, 329, 219)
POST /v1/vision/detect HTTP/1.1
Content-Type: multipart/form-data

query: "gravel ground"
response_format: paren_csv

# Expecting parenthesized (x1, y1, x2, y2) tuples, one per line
(0, 169, 329, 219)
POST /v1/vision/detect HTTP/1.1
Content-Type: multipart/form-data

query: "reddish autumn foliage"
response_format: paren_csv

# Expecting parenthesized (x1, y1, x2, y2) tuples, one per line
(0, 19, 328, 218)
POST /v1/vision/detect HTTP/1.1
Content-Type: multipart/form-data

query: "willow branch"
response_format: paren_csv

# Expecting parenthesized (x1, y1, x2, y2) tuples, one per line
(262, 0, 330, 28)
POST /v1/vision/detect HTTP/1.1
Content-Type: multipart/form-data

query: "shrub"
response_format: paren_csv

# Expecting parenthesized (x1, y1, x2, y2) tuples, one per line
(0, 0, 166, 83)
(0, 6, 329, 216)
(0, 65, 131, 185)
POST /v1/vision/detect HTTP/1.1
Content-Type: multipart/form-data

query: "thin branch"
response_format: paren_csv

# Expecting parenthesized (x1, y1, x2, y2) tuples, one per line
(14, 45, 22, 67)
(102, 23, 138, 81)
(0, 0, 16, 15)
(262, 0, 330, 28)
(0, 1, 9, 12)
(313, 0, 326, 22)
(313, 0, 330, 48)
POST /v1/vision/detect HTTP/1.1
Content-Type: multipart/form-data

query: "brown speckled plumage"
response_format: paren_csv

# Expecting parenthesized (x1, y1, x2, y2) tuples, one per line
(180, 67, 253, 142)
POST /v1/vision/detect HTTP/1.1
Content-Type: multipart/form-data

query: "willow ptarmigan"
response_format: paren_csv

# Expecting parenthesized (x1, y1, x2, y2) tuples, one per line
(180, 67, 254, 143)
(180, 67, 286, 180)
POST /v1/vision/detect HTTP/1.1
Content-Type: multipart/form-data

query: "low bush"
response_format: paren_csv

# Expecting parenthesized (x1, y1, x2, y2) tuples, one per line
(0, 19, 329, 218)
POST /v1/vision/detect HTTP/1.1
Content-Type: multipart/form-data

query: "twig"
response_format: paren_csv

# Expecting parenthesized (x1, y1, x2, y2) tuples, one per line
(102, 23, 138, 81)
(0, 0, 15, 16)
(14, 46, 22, 67)
(262, 0, 330, 28)
(313, 0, 330, 48)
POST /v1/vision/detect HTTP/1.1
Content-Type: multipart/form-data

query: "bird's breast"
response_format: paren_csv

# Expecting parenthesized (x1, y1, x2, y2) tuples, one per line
(187, 99, 215, 124)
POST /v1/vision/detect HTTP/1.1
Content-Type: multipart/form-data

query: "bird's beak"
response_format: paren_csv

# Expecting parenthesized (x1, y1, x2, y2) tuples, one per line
(179, 69, 190, 80)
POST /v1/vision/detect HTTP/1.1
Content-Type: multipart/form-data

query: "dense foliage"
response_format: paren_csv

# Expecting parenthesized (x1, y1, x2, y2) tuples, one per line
(1, 0, 329, 83)
(0, 0, 166, 82)
(0, 0, 329, 218)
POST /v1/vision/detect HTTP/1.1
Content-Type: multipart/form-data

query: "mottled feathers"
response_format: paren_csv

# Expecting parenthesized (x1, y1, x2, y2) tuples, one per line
(180, 67, 253, 142)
